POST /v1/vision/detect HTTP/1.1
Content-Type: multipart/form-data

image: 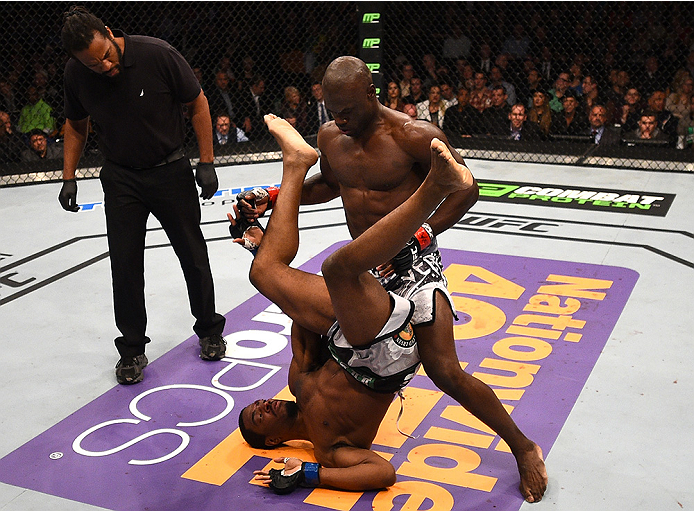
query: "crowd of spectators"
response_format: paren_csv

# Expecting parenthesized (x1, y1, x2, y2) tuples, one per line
(3, 2, 694, 174)
(380, 4, 694, 149)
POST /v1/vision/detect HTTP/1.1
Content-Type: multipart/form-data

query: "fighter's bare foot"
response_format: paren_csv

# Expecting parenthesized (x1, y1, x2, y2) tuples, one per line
(265, 114, 318, 170)
(428, 138, 474, 194)
(516, 443, 548, 503)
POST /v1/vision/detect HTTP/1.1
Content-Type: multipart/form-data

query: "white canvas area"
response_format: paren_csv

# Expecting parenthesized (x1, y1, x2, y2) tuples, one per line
(0, 157, 692, 510)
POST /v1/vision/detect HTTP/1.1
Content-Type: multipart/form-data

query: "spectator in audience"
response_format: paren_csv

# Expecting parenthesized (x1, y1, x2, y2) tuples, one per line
(666, 71, 694, 119)
(550, 89, 589, 136)
(507, 103, 544, 141)
(502, 24, 531, 62)
(548, 72, 571, 113)
(416, 84, 446, 128)
(606, 69, 630, 111)
(676, 94, 694, 149)
(458, 62, 475, 92)
(442, 24, 472, 62)
(538, 47, 556, 82)
(579, 74, 612, 120)
(623, 109, 670, 142)
(439, 79, 458, 109)
(32, 70, 61, 112)
(476, 42, 493, 74)
(399, 63, 415, 98)
(213, 113, 248, 148)
(307, 81, 330, 135)
(384, 81, 407, 112)
(494, 52, 518, 86)
(17, 86, 56, 135)
(518, 68, 544, 108)
(443, 87, 483, 137)
(402, 102, 417, 120)
(647, 89, 678, 142)
(213, 113, 236, 147)
(488, 66, 517, 105)
(206, 71, 237, 125)
(0, 110, 24, 164)
(638, 55, 669, 98)
(617, 88, 645, 133)
(470, 71, 492, 113)
(585, 104, 621, 146)
(402, 76, 425, 105)
(21, 128, 62, 161)
(484, 85, 511, 135)
(236, 55, 256, 92)
(0, 79, 19, 118)
(420, 53, 440, 90)
(192, 66, 205, 88)
(527, 89, 552, 137)
(280, 86, 309, 135)
(569, 63, 585, 94)
(237, 75, 273, 141)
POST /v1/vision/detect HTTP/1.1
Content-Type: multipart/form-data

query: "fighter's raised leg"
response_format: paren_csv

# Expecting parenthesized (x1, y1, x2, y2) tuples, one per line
(245, 114, 334, 335)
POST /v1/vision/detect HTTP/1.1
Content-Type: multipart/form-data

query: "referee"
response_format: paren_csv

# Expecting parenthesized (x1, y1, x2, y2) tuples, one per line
(58, 6, 226, 384)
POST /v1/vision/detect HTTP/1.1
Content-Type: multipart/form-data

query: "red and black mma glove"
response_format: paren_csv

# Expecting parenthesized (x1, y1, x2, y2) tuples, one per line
(235, 186, 279, 218)
(267, 461, 321, 495)
(391, 223, 434, 275)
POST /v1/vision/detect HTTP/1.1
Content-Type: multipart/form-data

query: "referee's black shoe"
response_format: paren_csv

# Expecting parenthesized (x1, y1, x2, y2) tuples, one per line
(199, 334, 226, 361)
(115, 354, 148, 385)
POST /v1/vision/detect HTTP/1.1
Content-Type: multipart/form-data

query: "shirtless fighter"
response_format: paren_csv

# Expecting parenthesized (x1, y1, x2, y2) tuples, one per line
(234, 114, 547, 502)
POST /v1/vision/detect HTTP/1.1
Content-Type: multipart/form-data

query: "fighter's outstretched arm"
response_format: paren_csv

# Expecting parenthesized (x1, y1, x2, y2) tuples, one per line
(253, 447, 396, 493)
(320, 445, 396, 491)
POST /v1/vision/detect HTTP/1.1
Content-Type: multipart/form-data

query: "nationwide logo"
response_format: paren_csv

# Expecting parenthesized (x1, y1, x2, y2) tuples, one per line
(478, 180, 674, 217)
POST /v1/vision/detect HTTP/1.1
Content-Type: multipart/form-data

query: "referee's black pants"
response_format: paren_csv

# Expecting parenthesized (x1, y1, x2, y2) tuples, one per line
(100, 158, 225, 358)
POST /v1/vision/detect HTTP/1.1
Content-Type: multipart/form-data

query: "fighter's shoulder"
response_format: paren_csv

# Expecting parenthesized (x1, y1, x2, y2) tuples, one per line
(317, 120, 339, 139)
(387, 111, 443, 151)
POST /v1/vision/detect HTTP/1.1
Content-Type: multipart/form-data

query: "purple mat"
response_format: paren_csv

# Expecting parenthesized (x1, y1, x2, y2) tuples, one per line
(0, 244, 638, 511)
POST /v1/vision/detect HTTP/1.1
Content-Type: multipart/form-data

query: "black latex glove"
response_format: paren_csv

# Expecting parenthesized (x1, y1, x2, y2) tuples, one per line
(58, 179, 80, 212)
(195, 162, 219, 199)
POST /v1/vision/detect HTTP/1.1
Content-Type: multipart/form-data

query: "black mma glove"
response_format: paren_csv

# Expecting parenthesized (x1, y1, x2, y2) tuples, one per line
(268, 461, 321, 495)
(195, 162, 218, 199)
(230, 191, 265, 239)
(391, 223, 434, 275)
(58, 179, 80, 212)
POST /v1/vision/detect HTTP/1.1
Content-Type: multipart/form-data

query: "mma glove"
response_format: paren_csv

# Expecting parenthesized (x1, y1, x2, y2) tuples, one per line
(391, 223, 434, 275)
(195, 162, 218, 199)
(58, 178, 80, 212)
(236, 186, 279, 217)
(268, 461, 321, 495)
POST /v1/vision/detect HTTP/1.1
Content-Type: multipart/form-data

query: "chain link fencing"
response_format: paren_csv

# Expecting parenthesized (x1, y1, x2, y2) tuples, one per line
(2, 1, 694, 185)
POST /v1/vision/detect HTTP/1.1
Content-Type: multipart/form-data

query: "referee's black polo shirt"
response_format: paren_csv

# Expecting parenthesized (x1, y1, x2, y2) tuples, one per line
(64, 30, 201, 169)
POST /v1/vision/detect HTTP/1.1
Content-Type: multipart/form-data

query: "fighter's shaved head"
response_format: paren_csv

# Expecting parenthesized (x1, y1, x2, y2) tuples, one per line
(323, 56, 373, 91)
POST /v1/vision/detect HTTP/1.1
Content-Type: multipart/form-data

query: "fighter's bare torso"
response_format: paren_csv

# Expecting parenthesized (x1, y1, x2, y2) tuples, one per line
(318, 107, 442, 239)
(290, 358, 394, 467)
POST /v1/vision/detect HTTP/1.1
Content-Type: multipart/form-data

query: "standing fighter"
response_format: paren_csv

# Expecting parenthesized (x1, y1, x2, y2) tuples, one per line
(238, 57, 547, 502)
(58, 6, 226, 384)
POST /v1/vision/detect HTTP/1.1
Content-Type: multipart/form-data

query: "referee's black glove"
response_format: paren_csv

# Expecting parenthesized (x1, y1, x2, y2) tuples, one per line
(196, 162, 218, 200)
(58, 179, 80, 212)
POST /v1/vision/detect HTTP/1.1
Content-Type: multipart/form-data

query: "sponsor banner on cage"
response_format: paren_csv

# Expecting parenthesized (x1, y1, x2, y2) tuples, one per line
(478, 179, 675, 216)
(0, 244, 638, 511)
